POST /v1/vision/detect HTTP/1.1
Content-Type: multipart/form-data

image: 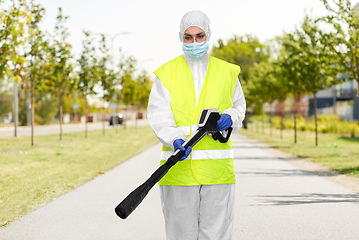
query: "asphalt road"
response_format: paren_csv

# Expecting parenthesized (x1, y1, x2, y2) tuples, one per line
(0, 120, 149, 138)
(1, 133, 359, 239)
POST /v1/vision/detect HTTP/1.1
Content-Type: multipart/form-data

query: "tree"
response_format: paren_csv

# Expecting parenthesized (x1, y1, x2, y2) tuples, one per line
(211, 35, 270, 83)
(135, 70, 152, 112)
(25, 1, 52, 146)
(319, 0, 359, 95)
(1, 0, 31, 135)
(77, 30, 99, 138)
(289, 15, 337, 146)
(48, 8, 76, 140)
(114, 50, 152, 127)
(211, 35, 271, 128)
(277, 33, 309, 144)
(318, 0, 359, 125)
(247, 62, 270, 133)
(269, 61, 291, 139)
(117, 52, 137, 122)
(0, 0, 29, 82)
(248, 61, 285, 135)
(61, 90, 86, 119)
(97, 34, 117, 135)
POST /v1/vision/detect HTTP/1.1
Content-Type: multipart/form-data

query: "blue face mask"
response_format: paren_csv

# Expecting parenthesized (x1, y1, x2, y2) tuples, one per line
(182, 41, 209, 61)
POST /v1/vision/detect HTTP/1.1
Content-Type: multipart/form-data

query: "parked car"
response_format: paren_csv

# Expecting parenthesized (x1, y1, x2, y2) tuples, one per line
(109, 114, 124, 125)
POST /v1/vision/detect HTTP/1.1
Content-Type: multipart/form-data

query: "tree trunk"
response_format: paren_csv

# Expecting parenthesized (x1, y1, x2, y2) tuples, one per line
(313, 92, 318, 146)
(280, 116, 283, 139)
(294, 111, 297, 144)
(85, 98, 88, 138)
(31, 81, 34, 147)
(262, 111, 264, 134)
(102, 99, 105, 136)
(270, 102, 272, 136)
(59, 92, 63, 140)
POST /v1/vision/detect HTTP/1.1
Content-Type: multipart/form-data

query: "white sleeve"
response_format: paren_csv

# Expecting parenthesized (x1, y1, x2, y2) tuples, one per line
(223, 78, 246, 133)
(147, 76, 187, 149)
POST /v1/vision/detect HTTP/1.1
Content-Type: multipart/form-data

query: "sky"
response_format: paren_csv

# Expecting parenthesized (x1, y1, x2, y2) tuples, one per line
(35, 0, 334, 77)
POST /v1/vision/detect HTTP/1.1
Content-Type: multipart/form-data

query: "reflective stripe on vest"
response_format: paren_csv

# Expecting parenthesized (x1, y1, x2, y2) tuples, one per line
(161, 149, 234, 161)
(154, 55, 240, 186)
(178, 125, 199, 136)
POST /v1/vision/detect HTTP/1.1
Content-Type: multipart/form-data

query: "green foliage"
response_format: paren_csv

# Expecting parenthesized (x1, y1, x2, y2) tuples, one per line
(211, 35, 271, 114)
(263, 114, 359, 135)
(47, 8, 76, 92)
(117, 51, 137, 105)
(77, 30, 98, 98)
(135, 70, 152, 110)
(0, 0, 30, 82)
(61, 91, 86, 116)
(97, 34, 118, 102)
(34, 91, 58, 125)
(16, 88, 59, 126)
(282, 15, 337, 96)
(318, 0, 359, 91)
(0, 77, 13, 118)
(247, 61, 287, 115)
(0, 92, 13, 118)
(26, 2, 52, 89)
(0, 1, 152, 131)
(276, 14, 339, 145)
(116, 50, 153, 110)
(44, 8, 76, 139)
(211, 35, 270, 83)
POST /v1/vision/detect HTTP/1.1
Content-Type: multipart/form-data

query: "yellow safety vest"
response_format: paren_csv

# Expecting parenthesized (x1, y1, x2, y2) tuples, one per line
(154, 55, 240, 186)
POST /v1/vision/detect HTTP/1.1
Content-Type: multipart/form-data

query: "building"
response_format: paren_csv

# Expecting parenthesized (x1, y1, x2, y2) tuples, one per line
(307, 80, 358, 120)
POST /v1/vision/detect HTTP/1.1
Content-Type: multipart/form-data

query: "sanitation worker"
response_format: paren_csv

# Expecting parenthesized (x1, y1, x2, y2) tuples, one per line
(147, 10, 246, 240)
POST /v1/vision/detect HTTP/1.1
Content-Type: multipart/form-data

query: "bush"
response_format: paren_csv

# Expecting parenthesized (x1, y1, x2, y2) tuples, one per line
(317, 114, 341, 122)
(250, 114, 359, 136)
(271, 116, 281, 129)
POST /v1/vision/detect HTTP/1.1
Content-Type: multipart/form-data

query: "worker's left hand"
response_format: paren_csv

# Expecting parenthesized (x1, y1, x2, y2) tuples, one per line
(173, 139, 192, 161)
(217, 114, 233, 131)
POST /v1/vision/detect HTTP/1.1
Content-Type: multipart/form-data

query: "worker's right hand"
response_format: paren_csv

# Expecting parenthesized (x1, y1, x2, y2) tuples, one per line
(173, 139, 192, 161)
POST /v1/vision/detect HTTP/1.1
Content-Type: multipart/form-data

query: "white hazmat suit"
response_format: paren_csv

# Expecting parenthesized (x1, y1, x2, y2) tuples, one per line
(147, 10, 246, 240)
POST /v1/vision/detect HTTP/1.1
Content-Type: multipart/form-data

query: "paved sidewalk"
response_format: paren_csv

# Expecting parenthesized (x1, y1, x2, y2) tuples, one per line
(231, 134, 359, 239)
(1, 133, 359, 239)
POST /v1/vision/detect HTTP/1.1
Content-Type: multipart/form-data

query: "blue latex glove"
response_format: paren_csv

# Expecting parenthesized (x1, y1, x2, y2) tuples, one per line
(173, 139, 192, 161)
(217, 113, 233, 131)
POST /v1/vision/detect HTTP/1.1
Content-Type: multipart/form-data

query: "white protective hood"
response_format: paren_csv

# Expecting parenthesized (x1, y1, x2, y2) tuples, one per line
(179, 10, 211, 42)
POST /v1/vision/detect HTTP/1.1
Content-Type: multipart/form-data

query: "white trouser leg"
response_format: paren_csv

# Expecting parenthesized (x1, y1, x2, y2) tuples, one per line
(198, 184, 235, 240)
(160, 184, 235, 240)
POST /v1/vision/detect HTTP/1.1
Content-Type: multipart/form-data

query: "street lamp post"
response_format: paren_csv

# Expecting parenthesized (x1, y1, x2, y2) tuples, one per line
(110, 32, 131, 70)
(95, 31, 131, 70)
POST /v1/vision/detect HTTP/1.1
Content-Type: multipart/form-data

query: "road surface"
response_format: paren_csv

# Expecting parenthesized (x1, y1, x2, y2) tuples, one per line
(0, 133, 359, 239)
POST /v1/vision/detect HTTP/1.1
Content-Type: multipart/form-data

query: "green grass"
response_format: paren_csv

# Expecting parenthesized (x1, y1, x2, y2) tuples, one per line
(0, 126, 158, 227)
(240, 123, 359, 178)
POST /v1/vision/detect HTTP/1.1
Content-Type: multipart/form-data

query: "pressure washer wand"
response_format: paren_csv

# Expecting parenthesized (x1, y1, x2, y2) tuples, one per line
(114, 109, 232, 219)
